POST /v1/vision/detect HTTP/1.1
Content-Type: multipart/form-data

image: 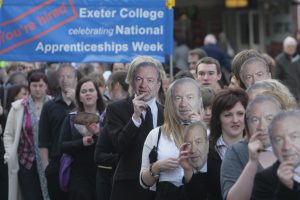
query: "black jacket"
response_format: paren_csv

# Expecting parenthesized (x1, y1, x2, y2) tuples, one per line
(184, 147, 223, 200)
(106, 96, 164, 181)
(252, 161, 300, 200)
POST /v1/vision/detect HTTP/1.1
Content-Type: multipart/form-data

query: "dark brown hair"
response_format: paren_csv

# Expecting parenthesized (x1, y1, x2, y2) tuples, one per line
(28, 71, 48, 86)
(5, 84, 28, 113)
(209, 88, 249, 149)
(109, 71, 129, 92)
(196, 57, 221, 75)
(75, 77, 105, 113)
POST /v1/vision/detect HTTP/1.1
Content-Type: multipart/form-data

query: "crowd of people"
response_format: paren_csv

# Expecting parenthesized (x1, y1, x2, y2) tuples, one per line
(0, 33, 300, 200)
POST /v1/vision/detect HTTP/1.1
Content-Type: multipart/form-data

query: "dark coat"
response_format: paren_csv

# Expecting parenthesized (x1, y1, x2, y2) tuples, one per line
(106, 96, 164, 200)
(252, 161, 300, 200)
(275, 52, 300, 101)
(184, 147, 223, 200)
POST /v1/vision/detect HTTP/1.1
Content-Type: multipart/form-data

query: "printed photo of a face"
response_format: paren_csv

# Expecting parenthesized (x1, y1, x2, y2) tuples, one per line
(183, 122, 209, 170)
(172, 80, 203, 124)
(271, 115, 300, 166)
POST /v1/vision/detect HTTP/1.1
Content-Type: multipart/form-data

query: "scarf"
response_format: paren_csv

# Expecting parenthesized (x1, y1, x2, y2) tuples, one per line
(27, 95, 52, 200)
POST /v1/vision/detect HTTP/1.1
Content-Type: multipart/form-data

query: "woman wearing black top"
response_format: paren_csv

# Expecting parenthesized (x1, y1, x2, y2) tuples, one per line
(60, 77, 105, 200)
(208, 88, 248, 200)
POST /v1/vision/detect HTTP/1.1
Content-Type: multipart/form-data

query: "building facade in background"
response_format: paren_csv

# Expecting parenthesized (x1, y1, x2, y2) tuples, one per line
(175, 0, 300, 58)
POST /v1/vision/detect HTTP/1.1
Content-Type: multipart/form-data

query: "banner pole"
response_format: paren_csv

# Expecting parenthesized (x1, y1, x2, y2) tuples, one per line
(169, 54, 173, 80)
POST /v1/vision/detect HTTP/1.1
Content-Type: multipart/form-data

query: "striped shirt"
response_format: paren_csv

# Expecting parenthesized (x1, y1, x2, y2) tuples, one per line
(215, 136, 228, 160)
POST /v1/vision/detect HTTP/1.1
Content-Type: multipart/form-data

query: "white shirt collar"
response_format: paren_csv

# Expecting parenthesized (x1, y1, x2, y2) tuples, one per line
(216, 135, 228, 148)
(146, 97, 156, 110)
(196, 161, 207, 173)
(216, 136, 229, 160)
(294, 165, 300, 183)
(265, 146, 273, 152)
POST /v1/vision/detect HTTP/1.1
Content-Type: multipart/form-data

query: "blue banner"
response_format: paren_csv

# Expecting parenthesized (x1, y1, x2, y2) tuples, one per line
(0, 0, 173, 62)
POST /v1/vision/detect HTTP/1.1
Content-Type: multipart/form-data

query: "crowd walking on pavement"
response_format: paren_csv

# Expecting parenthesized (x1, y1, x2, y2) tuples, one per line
(1, 33, 300, 200)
